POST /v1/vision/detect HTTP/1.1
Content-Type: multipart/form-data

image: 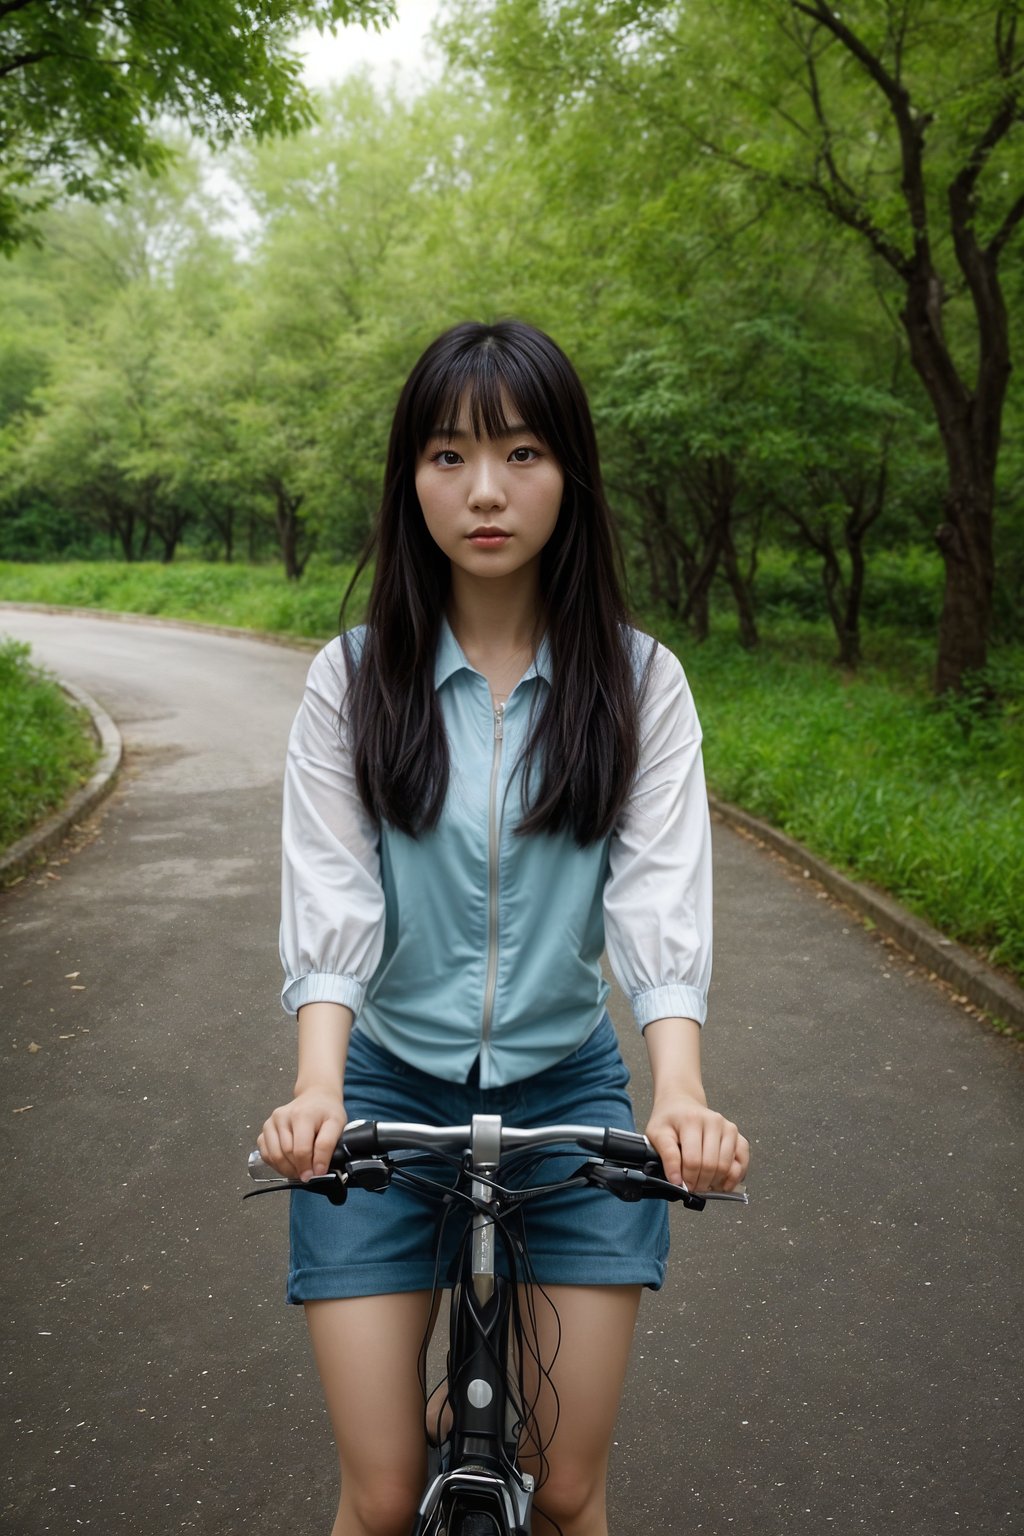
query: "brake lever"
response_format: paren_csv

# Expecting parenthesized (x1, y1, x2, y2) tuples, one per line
(242, 1171, 350, 1205)
(243, 1156, 394, 1206)
(577, 1159, 749, 1210)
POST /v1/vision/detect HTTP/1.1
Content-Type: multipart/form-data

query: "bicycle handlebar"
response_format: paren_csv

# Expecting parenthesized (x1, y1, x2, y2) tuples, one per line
(247, 1117, 748, 1205)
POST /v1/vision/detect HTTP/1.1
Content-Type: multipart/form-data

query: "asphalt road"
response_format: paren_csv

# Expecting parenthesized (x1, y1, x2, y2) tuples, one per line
(1, 608, 1021, 1536)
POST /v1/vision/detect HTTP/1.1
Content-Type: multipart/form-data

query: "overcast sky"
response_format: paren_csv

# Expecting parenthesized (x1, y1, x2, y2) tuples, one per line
(295, 0, 445, 90)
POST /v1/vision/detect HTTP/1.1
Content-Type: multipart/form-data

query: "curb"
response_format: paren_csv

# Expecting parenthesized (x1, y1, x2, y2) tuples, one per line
(0, 678, 124, 885)
(3, 603, 1020, 1032)
(710, 794, 1024, 1034)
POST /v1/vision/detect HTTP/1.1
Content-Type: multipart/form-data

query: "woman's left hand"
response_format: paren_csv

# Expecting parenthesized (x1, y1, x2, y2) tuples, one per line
(645, 1095, 749, 1193)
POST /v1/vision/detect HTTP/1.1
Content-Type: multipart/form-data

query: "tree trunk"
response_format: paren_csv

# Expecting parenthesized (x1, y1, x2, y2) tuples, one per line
(678, 539, 715, 640)
(934, 477, 995, 691)
(721, 528, 759, 649)
(899, 272, 997, 691)
(272, 481, 312, 580)
(838, 547, 863, 669)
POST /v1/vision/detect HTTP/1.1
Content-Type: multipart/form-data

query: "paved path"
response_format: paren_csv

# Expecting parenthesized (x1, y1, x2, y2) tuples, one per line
(1, 609, 1020, 1536)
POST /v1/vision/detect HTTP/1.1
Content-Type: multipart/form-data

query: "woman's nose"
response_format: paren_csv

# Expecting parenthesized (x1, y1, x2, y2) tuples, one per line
(467, 458, 507, 511)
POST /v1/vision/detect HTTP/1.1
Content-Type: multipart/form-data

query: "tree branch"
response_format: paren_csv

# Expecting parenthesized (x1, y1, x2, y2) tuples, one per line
(789, 0, 931, 257)
(949, 76, 1023, 209)
(803, 37, 861, 207)
(0, 48, 53, 78)
(987, 190, 1024, 261)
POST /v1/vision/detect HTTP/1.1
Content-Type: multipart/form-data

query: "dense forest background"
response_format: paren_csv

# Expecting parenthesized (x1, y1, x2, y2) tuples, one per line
(1, 1, 1022, 985)
(1, 0, 1021, 689)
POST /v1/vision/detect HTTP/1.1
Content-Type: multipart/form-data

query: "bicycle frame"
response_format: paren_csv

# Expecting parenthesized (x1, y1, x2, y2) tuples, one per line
(247, 1114, 745, 1536)
(411, 1114, 533, 1536)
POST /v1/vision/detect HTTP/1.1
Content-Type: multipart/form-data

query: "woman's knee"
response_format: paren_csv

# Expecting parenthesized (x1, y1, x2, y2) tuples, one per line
(341, 1470, 422, 1536)
(533, 1458, 606, 1532)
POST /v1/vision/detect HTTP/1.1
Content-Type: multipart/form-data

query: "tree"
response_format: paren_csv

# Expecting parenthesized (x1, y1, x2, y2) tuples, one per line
(447, 0, 1024, 693)
(0, 0, 393, 252)
(737, 1, 1023, 691)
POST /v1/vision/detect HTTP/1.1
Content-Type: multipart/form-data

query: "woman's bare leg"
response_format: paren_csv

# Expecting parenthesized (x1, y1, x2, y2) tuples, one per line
(517, 1284, 641, 1536)
(305, 1292, 436, 1536)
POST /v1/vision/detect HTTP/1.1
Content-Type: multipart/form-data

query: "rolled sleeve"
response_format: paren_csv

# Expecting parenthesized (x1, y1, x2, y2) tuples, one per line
(279, 639, 386, 1019)
(603, 642, 713, 1031)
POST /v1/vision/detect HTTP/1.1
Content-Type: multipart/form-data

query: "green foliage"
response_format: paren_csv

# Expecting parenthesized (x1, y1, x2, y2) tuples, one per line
(0, 638, 98, 851)
(0, 0, 395, 251)
(669, 620, 1024, 981)
(0, 557, 366, 638)
(754, 543, 943, 629)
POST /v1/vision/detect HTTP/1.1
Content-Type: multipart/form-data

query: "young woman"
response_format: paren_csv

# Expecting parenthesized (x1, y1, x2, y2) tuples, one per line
(259, 319, 749, 1536)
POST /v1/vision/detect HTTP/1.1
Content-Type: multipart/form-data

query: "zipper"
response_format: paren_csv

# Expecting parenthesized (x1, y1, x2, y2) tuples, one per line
(480, 702, 505, 1063)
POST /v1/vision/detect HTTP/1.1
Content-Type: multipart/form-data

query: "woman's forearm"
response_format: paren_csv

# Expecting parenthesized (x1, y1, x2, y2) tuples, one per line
(643, 1015, 707, 1105)
(294, 1002, 355, 1096)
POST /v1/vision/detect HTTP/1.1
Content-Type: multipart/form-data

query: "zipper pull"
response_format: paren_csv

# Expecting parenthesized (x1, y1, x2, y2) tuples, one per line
(494, 703, 504, 741)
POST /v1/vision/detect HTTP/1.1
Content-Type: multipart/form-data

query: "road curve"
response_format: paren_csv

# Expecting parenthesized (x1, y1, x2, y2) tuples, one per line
(1, 609, 1020, 1536)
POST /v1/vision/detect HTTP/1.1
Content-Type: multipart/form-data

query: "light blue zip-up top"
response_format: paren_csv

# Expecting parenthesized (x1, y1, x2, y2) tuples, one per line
(280, 620, 712, 1088)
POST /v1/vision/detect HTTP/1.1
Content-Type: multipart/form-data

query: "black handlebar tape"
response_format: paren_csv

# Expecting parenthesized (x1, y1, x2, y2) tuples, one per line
(332, 1120, 381, 1164)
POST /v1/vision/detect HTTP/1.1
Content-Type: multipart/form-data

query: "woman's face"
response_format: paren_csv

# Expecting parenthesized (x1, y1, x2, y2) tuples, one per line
(413, 393, 564, 584)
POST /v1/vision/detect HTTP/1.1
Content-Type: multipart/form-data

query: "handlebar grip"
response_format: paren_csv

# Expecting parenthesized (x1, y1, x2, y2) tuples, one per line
(332, 1119, 380, 1163)
(600, 1127, 653, 1165)
(248, 1150, 277, 1181)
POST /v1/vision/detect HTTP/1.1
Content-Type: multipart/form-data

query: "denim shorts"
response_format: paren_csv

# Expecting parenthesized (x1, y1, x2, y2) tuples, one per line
(287, 1015, 669, 1302)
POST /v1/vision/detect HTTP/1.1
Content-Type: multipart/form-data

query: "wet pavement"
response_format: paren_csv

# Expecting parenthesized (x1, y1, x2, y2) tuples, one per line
(1, 608, 1020, 1536)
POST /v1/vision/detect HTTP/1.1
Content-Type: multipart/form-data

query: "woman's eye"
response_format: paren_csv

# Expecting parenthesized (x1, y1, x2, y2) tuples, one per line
(509, 446, 538, 463)
(432, 449, 462, 467)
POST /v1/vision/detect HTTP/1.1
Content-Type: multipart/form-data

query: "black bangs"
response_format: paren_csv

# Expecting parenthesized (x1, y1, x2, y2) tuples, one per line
(408, 324, 583, 460)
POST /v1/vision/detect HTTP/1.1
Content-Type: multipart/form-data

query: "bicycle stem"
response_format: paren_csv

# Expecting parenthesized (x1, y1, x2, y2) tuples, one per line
(470, 1113, 503, 1304)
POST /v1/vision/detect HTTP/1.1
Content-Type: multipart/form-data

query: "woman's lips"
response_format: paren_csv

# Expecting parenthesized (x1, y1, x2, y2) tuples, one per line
(467, 528, 511, 547)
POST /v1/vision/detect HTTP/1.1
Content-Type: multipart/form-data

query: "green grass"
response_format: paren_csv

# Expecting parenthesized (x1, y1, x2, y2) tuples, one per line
(2, 559, 1021, 986)
(0, 639, 100, 852)
(664, 619, 1024, 984)
(0, 557, 365, 639)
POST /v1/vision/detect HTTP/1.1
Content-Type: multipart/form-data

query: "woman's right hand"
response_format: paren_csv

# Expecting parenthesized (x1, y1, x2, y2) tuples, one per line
(258, 1087, 347, 1182)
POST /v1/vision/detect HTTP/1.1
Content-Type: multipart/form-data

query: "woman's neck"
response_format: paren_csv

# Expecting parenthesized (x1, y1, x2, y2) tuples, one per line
(446, 568, 543, 659)
(446, 569, 544, 703)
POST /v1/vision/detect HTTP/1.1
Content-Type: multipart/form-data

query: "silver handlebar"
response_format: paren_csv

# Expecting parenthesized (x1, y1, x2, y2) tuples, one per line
(247, 1119, 654, 1182)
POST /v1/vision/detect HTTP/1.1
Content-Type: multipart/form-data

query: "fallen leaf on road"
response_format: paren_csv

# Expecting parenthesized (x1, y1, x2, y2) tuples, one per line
(13, 1105, 34, 1113)
(70, 985, 85, 991)
(22, 979, 32, 986)
(58, 1034, 75, 1040)
(27, 1042, 41, 1053)
(64, 972, 80, 979)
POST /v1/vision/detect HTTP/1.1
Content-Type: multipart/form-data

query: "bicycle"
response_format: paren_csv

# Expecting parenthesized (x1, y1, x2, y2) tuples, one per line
(246, 1114, 747, 1535)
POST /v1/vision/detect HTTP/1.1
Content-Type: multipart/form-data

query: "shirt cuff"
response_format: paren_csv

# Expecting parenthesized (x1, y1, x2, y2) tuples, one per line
(282, 972, 366, 1018)
(632, 983, 707, 1031)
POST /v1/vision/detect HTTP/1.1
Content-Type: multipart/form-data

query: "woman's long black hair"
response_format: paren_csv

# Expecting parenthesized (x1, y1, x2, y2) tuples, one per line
(341, 319, 649, 845)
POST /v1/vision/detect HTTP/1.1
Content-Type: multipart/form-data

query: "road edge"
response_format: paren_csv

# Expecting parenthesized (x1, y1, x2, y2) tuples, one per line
(3, 602, 1020, 1032)
(710, 794, 1024, 1035)
(0, 678, 123, 885)
(0, 600, 322, 651)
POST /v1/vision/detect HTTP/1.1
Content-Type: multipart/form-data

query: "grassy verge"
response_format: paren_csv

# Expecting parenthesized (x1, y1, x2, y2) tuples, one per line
(0, 557, 364, 639)
(2, 560, 1020, 985)
(0, 639, 100, 852)
(665, 620, 1024, 986)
